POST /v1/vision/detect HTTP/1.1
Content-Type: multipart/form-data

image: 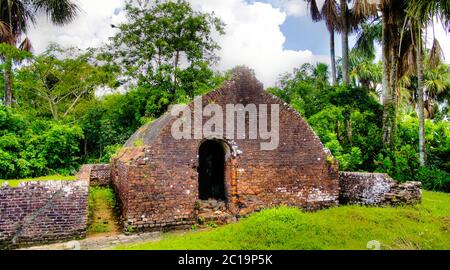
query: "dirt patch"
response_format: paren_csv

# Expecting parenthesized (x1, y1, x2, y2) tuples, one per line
(20, 232, 163, 250)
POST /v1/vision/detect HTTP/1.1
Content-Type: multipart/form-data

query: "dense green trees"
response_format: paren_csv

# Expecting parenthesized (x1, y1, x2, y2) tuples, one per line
(104, 0, 225, 99)
(0, 104, 83, 179)
(0, 0, 448, 193)
(0, 0, 226, 177)
(0, 0, 79, 107)
(15, 44, 117, 120)
(270, 63, 449, 192)
(303, 0, 450, 179)
(405, 0, 450, 166)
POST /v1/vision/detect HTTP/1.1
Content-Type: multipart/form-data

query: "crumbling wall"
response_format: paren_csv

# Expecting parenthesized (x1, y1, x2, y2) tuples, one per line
(78, 164, 111, 187)
(339, 172, 422, 206)
(0, 179, 89, 249)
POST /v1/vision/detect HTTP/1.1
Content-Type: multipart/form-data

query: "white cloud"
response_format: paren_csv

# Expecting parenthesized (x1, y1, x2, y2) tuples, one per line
(267, 0, 308, 17)
(190, 0, 329, 86)
(27, 0, 329, 87)
(266, 0, 326, 17)
(27, 0, 126, 52)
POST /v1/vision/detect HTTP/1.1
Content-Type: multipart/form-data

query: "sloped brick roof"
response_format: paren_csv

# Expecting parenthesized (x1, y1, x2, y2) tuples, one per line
(124, 112, 175, 148)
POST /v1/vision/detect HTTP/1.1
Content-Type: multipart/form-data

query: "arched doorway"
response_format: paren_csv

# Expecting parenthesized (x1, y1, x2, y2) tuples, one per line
(198, 140, 226, 201)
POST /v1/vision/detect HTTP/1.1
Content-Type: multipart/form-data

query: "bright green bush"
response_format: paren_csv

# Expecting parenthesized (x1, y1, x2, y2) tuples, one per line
(0, 105, 84, 179)
(416, 167, 450, 192)
(100, 144, 122, 163)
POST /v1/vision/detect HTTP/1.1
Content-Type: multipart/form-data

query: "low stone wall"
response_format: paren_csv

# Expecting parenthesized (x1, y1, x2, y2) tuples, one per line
(385, 181, 423, 205)
(339, 172, 422, 206)
(78, 164, 111, 186)
(0, 179, 89, 249)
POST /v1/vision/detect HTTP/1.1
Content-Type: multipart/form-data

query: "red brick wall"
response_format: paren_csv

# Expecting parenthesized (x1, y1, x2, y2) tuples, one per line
(0, 179, 88, 249)
(111, 69, 340, 231)
(90, 164, 111, 186)
(78, 164, 112, 187)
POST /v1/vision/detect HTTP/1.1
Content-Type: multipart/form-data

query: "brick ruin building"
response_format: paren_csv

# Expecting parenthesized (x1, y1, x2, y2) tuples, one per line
(110, 68, 342, 232)
(0, 68, 422, 248)
(106, 68, 422, 233)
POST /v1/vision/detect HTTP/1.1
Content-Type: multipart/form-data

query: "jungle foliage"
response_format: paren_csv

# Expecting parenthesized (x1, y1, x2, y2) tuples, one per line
(0, 0, 449, 193)
(269, 63, 449, 192)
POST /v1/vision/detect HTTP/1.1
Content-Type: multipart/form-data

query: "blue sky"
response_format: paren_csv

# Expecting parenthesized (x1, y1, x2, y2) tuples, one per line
(255, 0, 355, 58)
(281, 15, 338, 55)
(255, 0, 335, 55)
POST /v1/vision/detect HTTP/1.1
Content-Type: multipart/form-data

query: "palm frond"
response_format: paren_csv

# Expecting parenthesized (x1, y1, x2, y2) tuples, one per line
(407, 0, 450, 30)
(322, 0, 340, 32)
(429, 38, 444, 69)
(19, 36, 32, 52)
(353, 0, 379, 22)
(32, 0, 80, 25)
(0, 0, 35, 36)
(353, 20, 382, 59)
(397, 30, 416, 78)
(0, 20, 14, 44)
(306, 0, 322, 22)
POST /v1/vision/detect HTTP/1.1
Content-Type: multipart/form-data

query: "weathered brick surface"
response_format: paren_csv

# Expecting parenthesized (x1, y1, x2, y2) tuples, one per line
(0, 179, 88, 249)
(111, 68, 340, 232)
(339, 172, 422, 206)
(78, 164, 112, 187)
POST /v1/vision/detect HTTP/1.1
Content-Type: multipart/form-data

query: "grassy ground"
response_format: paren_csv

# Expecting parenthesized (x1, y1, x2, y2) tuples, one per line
(87, 187, 121, 237)
(0, 175, 77, 187)
(116, 191, 450, 250)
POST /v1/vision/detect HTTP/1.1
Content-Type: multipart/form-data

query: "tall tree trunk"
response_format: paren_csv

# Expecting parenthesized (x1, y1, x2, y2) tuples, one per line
(381, 8, 397, 148)
(340, 0, 349, 85)
(330, 30, 337, 85)
(384, 43, 400, 147)
(84, 139, 88, 159)
(173, 50, 180, 95)
(47, 98, 59, 120)
(344, 109, 352, 145)
(416, 28, 425, 166)
(3, 56, 13, 107)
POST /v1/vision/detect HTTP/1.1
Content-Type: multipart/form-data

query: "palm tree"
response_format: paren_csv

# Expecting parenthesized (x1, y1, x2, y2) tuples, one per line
(305, 0, 340, 85)
(0, 0, 79, 107)
(348, 49, 382, 94)
(353, 0, 414, 147)
(340, 0, 350, 85)
(352, 20, 382, 95)
(406, 0, 450, 166)
(306, 0, 368, 86)
(352, 0, 449, 152)
(424, 63, 450, 118)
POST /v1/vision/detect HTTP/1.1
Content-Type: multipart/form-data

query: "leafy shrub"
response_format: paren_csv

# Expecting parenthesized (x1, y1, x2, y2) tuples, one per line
(100, 144, 123, 163)
(0, 105, 84, 179)
(38, 123, 84, 173)
(416, 167, 450, 192)
(374, 145, 419, 182)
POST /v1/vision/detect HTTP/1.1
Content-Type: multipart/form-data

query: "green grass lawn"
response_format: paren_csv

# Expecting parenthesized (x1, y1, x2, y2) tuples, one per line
(0, 175, 77, 187)
(116, 191, 450, 250)
(87, 187, 120, 236)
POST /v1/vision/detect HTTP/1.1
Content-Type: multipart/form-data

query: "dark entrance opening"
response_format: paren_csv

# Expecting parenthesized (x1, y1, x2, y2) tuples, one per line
(198, 140, 226, 201)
